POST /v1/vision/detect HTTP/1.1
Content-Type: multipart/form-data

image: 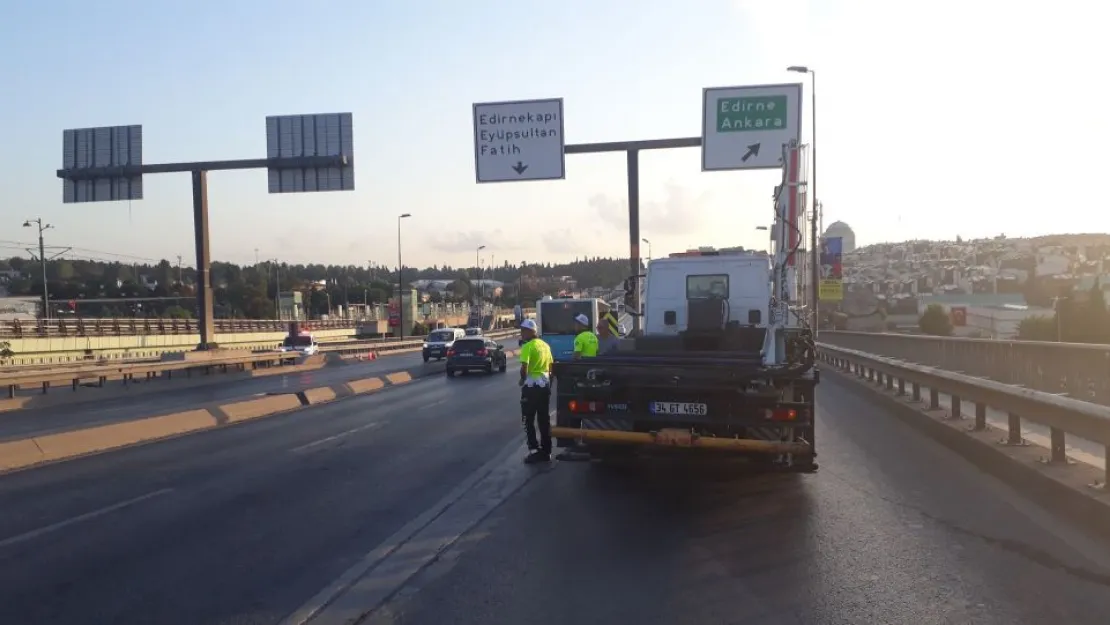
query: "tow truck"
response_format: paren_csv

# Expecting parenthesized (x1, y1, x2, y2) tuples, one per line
(550, 152, 818, 472)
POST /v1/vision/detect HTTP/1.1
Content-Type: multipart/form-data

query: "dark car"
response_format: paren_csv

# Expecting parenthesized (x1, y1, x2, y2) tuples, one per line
(446, 337, 508, 377)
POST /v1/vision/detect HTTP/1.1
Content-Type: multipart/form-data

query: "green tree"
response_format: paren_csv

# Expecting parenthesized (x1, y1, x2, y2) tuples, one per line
(0, 341, 12, 360)
(919, 304, 952, 336)
(1016, 315, 1056, 341)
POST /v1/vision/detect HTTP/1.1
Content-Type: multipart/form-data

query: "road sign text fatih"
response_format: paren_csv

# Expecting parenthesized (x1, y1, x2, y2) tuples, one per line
(701, 83, 802, 172)
(472, 98, 566, 183)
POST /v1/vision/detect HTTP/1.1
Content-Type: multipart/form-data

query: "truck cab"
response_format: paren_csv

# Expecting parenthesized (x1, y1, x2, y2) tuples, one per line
(550, 247, 817, 472)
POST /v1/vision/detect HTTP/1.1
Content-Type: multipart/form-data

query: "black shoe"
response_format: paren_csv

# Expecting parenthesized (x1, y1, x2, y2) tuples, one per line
(524, 451, 549, 464)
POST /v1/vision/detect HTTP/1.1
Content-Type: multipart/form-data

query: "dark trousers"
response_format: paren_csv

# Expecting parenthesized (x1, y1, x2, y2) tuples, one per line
(520, 384, 552, 453)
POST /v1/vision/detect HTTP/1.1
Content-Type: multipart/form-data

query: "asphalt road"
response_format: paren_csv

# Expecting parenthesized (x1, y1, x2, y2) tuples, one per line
(5, 371, 1110, 624)
(0, 366, 524, 625)
(327, 373, 1110, 625)
(0, 350, 433, 442)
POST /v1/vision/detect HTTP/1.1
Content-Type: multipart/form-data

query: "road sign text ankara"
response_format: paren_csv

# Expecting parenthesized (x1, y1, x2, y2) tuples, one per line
(472, 98, 565, 183)
(702, 83, 802, 172)
(716, 96, 788, 132)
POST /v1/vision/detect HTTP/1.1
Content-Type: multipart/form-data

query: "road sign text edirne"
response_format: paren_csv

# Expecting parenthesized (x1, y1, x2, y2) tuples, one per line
(701, 83, 803, 171)
(473, 98, 565, 183)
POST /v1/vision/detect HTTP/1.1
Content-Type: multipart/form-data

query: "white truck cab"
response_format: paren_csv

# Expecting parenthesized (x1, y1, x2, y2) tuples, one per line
(641, 251, 771, 335)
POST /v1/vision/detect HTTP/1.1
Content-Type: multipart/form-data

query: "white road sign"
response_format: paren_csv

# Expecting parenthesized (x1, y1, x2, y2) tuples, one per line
(701, 83, 803, 171)
(472, 98, 565, 183)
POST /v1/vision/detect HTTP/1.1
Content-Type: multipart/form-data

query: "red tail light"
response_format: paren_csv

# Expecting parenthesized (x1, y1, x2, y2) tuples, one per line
(446, 349, 455, 357)
(476, 348, 488, 357)
(765, 407, 798, 421)
(568, 400, 604, 414)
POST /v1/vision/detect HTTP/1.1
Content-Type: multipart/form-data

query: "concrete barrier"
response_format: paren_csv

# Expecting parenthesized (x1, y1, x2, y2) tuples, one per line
(0, 353, 518, 475)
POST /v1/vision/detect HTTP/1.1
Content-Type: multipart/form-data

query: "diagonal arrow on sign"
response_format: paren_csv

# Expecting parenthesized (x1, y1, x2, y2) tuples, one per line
(741, 143, 761, 163)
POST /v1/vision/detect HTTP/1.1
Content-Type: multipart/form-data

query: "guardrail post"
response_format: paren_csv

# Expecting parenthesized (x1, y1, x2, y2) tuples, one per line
(911, 382, 921, 402)
(973, 403, 987, 431)
(1048, 427, 1068, 464)
(948, 395, 962, 420)
(929, 388, 939, 410)
(897, 378, 905, 396)
(1004, 413, 1023, 446)
(885, 374, 894, 391)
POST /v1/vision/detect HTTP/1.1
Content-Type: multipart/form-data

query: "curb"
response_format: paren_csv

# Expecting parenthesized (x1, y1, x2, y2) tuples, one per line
(824, 362, 1110, 540)
(0, 353, 516, 475)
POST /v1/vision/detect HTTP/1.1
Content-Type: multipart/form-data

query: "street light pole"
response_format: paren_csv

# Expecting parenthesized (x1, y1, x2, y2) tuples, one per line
(23, 218, 53, 319)
(397, 213, 412, 339)
(474, 244, 486, 315)
(642, 238, 652, 262)
(788, 65, 818, 329)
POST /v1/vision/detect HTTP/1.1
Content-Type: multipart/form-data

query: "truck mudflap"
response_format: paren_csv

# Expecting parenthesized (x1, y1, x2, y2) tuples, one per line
(549, 426, 812, 455)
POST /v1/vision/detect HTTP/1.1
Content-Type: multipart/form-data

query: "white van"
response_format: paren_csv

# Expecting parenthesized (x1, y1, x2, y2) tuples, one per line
(423, 327, 465, 362)
(279, 332, 319, 356)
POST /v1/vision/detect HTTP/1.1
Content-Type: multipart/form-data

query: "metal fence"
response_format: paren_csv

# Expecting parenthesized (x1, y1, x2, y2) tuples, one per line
(819, 331, 1110, 407)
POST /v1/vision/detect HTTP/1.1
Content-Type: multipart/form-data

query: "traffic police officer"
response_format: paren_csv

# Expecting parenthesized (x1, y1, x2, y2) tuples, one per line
(572, 313, 599, 360)
(517, 319, 554, 463)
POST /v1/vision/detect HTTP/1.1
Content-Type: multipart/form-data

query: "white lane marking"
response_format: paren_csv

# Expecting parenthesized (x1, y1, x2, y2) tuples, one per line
(278, 437, 529, 625)
(0, 488, 174, 550)
(416, 399, 446, 410)
(289, 422, 383, 453)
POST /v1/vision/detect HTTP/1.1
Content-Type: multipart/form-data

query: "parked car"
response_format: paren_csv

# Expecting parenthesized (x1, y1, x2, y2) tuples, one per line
(464, 327, 483, 336)
(423, 328, 465, 362)
(446, 337, 508, 376)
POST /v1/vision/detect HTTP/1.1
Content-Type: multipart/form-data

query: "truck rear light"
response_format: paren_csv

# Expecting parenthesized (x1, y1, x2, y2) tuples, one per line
(568, 400, 604, 414)
(765, 408, 798, 421)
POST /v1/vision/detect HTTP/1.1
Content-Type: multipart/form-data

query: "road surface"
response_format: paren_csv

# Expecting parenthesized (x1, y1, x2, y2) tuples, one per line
(0, 350, 433, 443)
(2, 372, 1110, 624)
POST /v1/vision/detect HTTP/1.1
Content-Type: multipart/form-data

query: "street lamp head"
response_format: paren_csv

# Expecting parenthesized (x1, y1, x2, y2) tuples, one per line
(22, 221, 31, 227)
(399, 213, 412, 219)
(787, 65, 810, 73)
(478, 245, 486, 251)
(642, 238, 650, 244)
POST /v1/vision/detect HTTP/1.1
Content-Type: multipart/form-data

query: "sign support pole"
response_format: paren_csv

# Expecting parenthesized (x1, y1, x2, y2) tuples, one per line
(564, 137, 701, 334)
(191, 170, 216, 349)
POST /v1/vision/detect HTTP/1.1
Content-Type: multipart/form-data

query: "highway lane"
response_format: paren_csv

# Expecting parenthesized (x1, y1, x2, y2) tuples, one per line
(0, 350, 435, 443)
(0, 367, 526, 625)
(317, 373, 1110, 625)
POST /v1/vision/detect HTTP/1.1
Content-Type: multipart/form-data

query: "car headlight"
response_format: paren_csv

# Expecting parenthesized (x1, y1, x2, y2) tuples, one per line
(423, 343, 429, 348)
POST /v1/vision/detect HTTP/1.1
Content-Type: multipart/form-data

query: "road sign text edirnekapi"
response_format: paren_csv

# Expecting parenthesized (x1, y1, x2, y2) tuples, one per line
(701, 83, 803, 171)
(472, 98, 565, 183)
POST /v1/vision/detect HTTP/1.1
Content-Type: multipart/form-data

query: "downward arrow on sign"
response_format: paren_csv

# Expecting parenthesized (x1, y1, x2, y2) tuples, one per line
(511, 161, 528, 175)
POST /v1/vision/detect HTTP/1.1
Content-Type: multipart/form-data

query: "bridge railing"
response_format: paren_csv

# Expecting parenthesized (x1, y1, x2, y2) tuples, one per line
(819, 331, 1110, 407)
(2, 329, 519, 398)
(818, 342, 1110, 487)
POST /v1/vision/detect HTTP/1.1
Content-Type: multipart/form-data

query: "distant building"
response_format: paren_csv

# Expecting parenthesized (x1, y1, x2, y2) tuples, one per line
(824, 221, 856, 253)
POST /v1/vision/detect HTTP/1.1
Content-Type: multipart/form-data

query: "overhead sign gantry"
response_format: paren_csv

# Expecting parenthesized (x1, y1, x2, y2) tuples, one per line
(57, 113, 356, 350)
(469, 83, 805, 333)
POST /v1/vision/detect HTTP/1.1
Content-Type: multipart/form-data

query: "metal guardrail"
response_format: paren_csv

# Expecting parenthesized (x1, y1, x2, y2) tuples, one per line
(818, 342, 1110, 487)
(819, 331, 1110, 408)
(1, 329, 519, 399)
(0, 309, 536, 339)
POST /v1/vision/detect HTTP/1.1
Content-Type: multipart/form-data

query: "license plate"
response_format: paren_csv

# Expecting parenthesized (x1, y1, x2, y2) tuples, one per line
(456, 352, 472, 356)
(650, 402, 708, 416)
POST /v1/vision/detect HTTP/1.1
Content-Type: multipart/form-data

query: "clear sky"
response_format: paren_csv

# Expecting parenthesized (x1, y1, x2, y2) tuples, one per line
(2, 0, 1106, 271)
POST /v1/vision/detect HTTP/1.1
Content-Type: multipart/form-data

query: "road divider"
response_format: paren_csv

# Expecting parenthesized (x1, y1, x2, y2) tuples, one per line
(0, 347, 521, 474)
(0, 329, 518, 413)
(818, 342, 1110, 538)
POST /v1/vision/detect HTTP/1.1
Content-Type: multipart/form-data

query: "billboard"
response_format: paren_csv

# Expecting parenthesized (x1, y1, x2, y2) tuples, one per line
(818, 236, 844, 301)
